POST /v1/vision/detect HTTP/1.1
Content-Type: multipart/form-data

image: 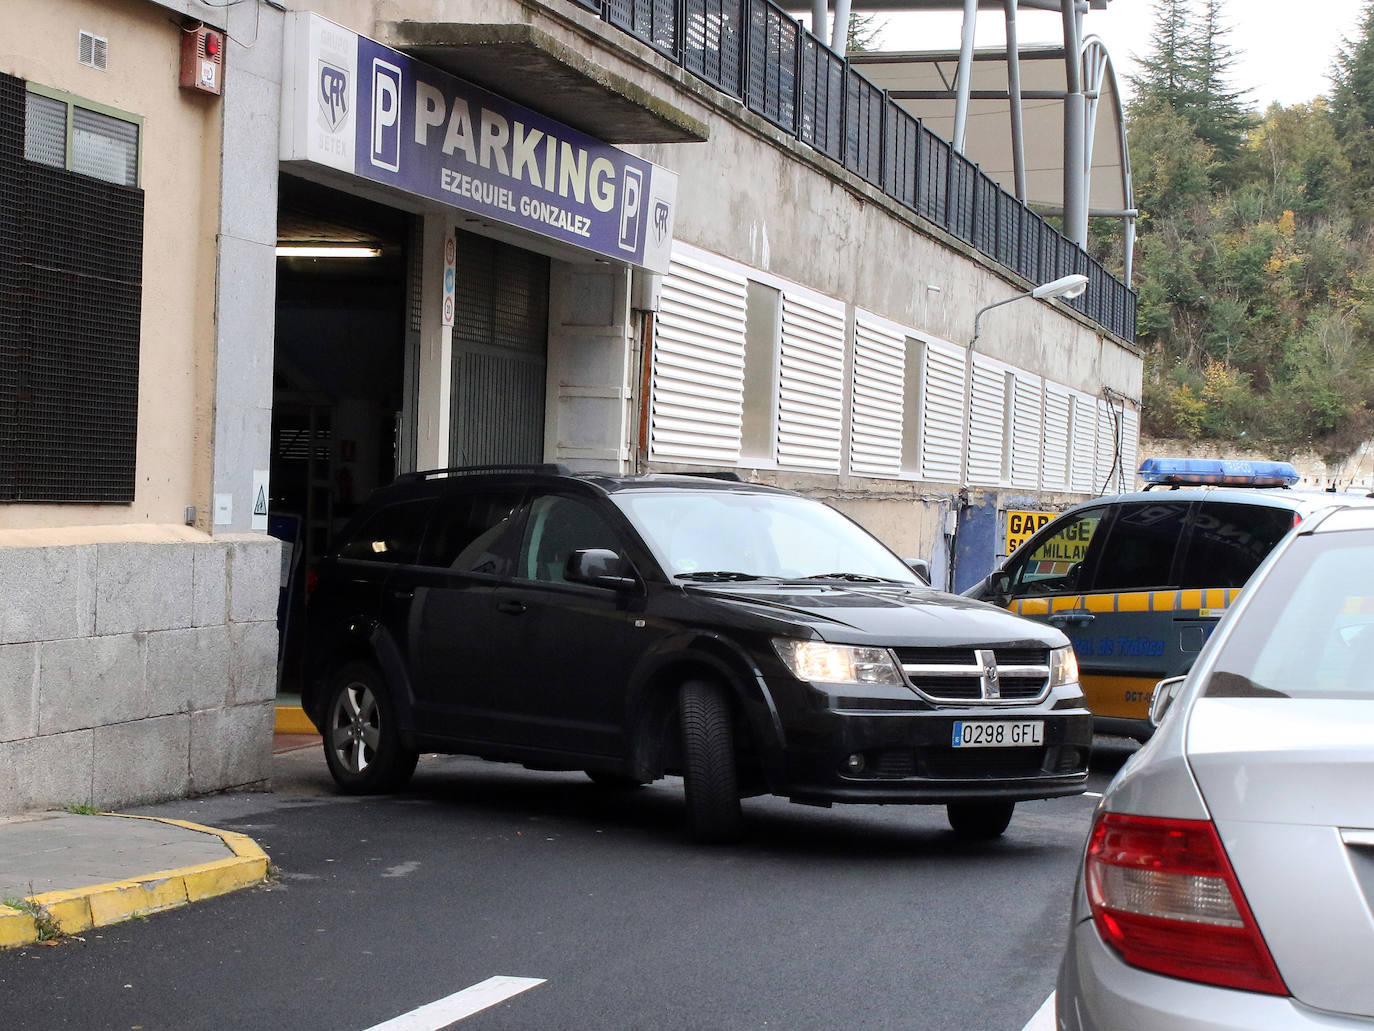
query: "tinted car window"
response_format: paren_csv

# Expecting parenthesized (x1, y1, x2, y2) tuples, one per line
(518, 494, 626, 584)
(421, 489, 524, 575)
(1089, 500, 1189, 592)
(1205, 531, 1374, 700)
(1177, 501, 1295, 588)
(336, 499, 434, 564)
(1007, 507, 1107, 597)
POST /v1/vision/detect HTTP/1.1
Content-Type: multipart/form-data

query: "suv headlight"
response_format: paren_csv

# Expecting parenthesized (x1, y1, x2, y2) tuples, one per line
(773, 639, 902, 686)
(1049, 645, 1079, 688)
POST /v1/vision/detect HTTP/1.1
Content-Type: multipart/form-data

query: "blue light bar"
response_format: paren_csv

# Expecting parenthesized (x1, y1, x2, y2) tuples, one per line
(1138, 458, 1301, 488)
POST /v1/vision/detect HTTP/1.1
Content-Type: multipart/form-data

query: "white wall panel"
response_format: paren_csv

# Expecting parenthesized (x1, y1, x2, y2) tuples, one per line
(1042, 384, 1071, 491)
(1069, 393, 1097, 493)
(650, 253, 748, 464)
(777, 292, 846, 471)
(1121, 405, 1141, 490)
(850, 315, 906, 478)
(922, 340, 966, 483)
(966, 358, 1007, 486)
(1010, 373, 1043, 489)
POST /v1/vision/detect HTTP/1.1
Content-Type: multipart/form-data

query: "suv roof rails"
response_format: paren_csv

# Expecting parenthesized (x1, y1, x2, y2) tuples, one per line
(395, 463, 573, 484)
(655, 470, 744, 482)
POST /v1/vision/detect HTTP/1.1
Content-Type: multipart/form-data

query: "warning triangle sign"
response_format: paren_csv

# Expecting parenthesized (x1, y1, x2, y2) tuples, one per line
(253, 486, 268, 517)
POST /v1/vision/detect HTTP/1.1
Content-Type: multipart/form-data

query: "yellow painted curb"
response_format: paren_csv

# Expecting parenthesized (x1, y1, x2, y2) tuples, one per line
(275, 704, 316, 735)
(0, 814, 269, 949)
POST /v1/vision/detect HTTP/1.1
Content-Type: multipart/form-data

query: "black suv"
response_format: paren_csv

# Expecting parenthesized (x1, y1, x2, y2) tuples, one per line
(302, 466, 1091, 842)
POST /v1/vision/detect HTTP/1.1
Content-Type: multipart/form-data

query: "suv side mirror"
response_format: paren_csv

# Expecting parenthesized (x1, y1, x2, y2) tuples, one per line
(1149, 675, 1187, 727)
(904, 558, 931, 585)
(566, 549, 637, 590)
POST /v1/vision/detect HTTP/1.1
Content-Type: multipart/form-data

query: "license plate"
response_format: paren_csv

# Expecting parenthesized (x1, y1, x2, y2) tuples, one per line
(952, 720, 1044, 748)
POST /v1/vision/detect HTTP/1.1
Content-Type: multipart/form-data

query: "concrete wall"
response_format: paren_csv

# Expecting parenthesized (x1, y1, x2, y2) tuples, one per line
(0, 0, 223, 532)
(0, 0, 284, 813)
(0, 534, 279, 813)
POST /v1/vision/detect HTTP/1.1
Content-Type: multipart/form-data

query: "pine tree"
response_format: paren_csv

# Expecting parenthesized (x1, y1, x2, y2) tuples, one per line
(1190, 0, 1253, 167)
(1130, 0, 1199, 109)
(1330, 1, 1374, 211)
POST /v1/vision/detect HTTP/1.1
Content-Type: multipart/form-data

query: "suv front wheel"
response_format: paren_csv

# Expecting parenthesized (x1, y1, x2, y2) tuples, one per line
(679, 678, 746, 844)
(322, 661, 419, 794)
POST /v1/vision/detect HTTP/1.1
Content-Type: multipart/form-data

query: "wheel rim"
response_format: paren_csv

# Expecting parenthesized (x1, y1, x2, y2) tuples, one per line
(329, 680, 382, 775)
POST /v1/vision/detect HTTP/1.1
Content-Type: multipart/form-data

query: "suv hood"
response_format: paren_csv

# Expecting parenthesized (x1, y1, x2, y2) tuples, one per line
(686, 582, 1068, 648)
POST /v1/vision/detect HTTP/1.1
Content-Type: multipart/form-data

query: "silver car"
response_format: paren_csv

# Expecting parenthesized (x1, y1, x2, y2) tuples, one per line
(1057, 504, 1374, 1030)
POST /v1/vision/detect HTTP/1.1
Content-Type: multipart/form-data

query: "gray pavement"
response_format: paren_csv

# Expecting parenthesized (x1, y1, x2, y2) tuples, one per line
(0, 812, 233, 902)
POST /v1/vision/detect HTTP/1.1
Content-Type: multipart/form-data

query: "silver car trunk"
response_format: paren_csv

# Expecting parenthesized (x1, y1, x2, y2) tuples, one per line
(1187, 697, 1374, 1018)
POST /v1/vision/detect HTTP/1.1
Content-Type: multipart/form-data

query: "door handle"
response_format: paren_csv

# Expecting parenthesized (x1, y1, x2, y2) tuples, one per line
(1047, 611, 1094, 628)
(389, 588, 414, 601)
(497, 600, 527, 615)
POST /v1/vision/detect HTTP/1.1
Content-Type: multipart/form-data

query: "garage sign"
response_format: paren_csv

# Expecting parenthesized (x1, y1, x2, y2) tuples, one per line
(1004, 510, 1054, 555)
(281, 13, 678, 274)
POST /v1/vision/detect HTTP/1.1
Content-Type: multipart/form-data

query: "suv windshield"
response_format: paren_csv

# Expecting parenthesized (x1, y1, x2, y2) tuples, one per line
(1205, 530, 1374, 700)
(612, 489, 920, 583)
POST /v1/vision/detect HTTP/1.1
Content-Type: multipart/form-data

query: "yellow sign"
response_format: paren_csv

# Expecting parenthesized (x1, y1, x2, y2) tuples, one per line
(1005, 510, 1055, 555)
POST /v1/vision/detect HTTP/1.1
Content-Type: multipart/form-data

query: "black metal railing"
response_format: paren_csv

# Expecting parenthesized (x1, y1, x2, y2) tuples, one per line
(568, 0, 1137, 342)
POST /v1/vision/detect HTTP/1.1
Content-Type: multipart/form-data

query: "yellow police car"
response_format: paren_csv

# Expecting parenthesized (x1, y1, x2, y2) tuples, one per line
(964, 458, 1372, 739)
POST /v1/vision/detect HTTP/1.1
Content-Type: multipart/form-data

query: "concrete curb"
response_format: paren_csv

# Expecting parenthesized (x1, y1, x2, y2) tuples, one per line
(0, 815, 269, 949)
(275, 704, 315, 734)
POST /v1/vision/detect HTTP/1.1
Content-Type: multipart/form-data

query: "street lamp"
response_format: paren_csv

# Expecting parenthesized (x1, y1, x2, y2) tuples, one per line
(947, 273, 1090, 590)
(968, 274, 1088, 354)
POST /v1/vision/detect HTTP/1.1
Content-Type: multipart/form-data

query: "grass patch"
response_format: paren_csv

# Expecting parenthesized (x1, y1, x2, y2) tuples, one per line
(2, 896, 61, 942)
(63, 803, 100, 815)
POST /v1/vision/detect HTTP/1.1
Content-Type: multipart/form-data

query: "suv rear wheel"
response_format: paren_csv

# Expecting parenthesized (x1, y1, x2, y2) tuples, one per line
(679, 678, 745, 844)
(323, 661, 418, 794)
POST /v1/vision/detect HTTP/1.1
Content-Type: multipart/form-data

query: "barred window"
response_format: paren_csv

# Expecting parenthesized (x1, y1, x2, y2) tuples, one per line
(1, 74, 145, 503)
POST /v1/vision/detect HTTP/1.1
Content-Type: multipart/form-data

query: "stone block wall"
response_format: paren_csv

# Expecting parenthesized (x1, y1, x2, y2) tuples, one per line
(0, 534, 280, 813)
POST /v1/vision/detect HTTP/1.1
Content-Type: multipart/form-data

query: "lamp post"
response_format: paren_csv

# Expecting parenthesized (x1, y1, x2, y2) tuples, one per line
(947, 273, 1089, 591)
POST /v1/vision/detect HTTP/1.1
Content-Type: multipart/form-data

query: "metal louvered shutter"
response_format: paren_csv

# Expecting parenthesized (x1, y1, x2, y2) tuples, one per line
(850, 315, 905, 478)
(922, 341, 965, 483)
(1010, 374, 1043, 489)
(1069, 393, 1096, 493)
(1120, 406, 1140, 490)
(650, 253, 748, 464)
(1042, 385, 1071, 491)
(1094, 398, 1119, 494)
(777, 292, 845, 471)
(966, 358, 1007, 486)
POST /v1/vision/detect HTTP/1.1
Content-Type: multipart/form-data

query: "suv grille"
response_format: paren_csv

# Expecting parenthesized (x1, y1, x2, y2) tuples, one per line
(892, 647, 1051, 704)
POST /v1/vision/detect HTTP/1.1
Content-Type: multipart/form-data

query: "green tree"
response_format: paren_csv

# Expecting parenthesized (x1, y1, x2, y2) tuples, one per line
(1190, 0, 1254, 170)
(1330, 2, 1374, 213)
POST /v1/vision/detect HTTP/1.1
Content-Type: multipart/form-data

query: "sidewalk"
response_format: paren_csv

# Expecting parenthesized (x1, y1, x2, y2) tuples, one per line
(0, 731, 317, 950)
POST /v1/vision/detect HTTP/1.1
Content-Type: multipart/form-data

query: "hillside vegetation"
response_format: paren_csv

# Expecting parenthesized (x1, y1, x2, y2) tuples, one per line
(1094, 0, 1374, 460)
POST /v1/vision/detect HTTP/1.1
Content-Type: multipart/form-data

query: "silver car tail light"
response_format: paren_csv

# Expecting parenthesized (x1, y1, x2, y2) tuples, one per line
(1085, 811, 1288, 996)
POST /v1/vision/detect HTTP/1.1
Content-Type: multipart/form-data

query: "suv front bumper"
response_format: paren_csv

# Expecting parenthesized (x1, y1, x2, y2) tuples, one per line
(770, 704, 1093, 806)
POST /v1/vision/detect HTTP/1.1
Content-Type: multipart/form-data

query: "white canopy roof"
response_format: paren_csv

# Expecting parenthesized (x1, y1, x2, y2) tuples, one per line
(849, 41, 1131, 214)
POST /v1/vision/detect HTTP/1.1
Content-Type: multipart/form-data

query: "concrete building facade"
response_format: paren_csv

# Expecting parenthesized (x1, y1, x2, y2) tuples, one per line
(1, 0, 1139, 811)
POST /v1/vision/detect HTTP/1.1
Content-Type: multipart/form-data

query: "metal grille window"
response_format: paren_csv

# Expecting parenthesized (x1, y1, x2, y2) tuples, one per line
(650, 250, 748, 464)
(966, 357, 1008, 486)
(1, 75, 144, 503)
(776, 292, 845, 472)
(1009, 373, 1043, 489)
(850, 314, 905, 479)
(921, 340, 965, 483)
(25, 87, 139, 187)
(1068, 393, 1097, 493)
(1041, 384, 1071, 491)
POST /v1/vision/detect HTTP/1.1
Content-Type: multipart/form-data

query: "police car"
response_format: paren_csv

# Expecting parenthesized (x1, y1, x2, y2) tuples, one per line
(964, 458, 1374, 740)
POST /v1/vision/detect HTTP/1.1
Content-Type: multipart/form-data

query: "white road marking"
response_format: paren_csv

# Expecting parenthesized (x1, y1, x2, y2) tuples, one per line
(1021, 991, 1056, 1031)
(362, 976, 546, 1031)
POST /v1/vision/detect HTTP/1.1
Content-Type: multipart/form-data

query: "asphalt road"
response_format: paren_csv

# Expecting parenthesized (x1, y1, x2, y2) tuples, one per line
(0, 740, 1136, 1031)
